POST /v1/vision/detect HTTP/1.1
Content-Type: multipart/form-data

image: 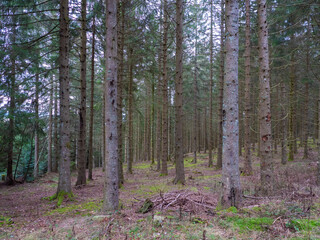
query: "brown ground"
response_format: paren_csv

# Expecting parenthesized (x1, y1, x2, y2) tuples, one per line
(0, 149, 320, 239)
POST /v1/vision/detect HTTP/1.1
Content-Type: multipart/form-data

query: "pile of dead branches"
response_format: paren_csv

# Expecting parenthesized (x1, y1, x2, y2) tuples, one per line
(150, 190, 217, 213)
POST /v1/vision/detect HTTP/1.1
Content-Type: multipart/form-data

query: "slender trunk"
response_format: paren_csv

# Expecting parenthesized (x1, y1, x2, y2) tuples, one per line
(173, 0, 185, 184)
(156, 1, 163, 171)
(258, 0, 273, 195)
(161, 0, 168, 175)
(103, 0, 119, 212)
(53, 81, 59, 172)
(217, 0, 224, 169)
(208, 0, 213, 166)
(288, 51, 295, 161)
(303, 20, 310, 159)
(151, 80, 155, 164)
(281, 81, 287, 165)
(303, 82, 309, 159)
(317, 80, 320, 185)
(76, 0, 87, 186)
(204, 108, 207, 153)
(127, 49, 134, 174)
(102, 81, 106, 172)
(243, 0, 252, 175)
(34, 70, 39, 179)
(57, 0, 72, 195)
(117, 1, 124, 185)
(47, 81, 53, 173)
(143, 84, 151, 161)
(273, 85, 279, 154)
(88, 17, 95, 180)
(6, 16, 16, 185)
(192, 0, 198, 163)
(221, 0, 241, 208)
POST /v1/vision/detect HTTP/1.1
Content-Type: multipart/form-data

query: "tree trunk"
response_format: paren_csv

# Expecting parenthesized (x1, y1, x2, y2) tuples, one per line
(127, 49, 134, 174)
(144, 83, 151, 162)
(102, 0, 119, 212)
(76, 0, 87, 186)
(303, 20, 310, 160)
(151, 80, 155, 164)
(204, 107, 207, 153)
(288, 51, 295, 161)
(53, 81, 59, 172)
(57, 0, 72, 196)
(258, 0, 274, 195)
(243, 0, 252, 175)
(192, 0, 198, 164)
(88, 17, 95, 180)
(117, 1, 125, 185)
(34, 71, 39, 179)
(221, 0, 241, 208)
(6, 16, 16, 185)
(317, 81, 320, 185)
(217, 0, 224, 170)
(281, 81, 287, 165)
(208, 0, 213, 167)
(173, 0, 185, 184)
(47, 81, 53, 173)
(161, 0, 168, 176)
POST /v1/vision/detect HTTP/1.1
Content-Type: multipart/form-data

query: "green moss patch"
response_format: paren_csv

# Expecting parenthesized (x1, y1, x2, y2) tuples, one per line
(197, 174, 221, 180)
(224, 216, 273, 232)
(286, 218, 320, 232)
(46, 200, 102, 216)
(133, 162, 151, 170)
(0, 215, 13, 227)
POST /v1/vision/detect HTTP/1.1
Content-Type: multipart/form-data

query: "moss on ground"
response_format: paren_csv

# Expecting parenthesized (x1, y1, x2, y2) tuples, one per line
(286, 218, 320, 232)
(223, 216, 273, 232)
(0, 215, 13, 227)
(47, 191, 74, 206)
(197, 174, 221, 180)
(133, 162, 151, 170)
(46, 200, 102, 216)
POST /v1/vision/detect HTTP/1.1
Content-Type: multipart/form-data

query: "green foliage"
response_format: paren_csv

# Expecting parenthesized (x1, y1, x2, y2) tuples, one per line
(133, 162, 151, 169)
(0, 215, 13, 227)
(46, 200, 102, 216)
(136, 199, 153, 214)
(286, 219, 320, 232)
(224, 216, 273, 232)
(44, 191, 74, 207)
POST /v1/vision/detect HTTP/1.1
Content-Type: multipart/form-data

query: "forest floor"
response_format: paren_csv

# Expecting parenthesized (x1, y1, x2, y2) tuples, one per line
(1, 148, 320, 239)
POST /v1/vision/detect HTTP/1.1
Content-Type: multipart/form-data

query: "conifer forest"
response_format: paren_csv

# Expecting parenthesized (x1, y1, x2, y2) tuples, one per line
(1, 0, 320, 239)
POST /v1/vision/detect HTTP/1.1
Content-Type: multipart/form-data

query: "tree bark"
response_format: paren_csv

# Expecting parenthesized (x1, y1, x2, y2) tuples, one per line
(217, 0, 224, 170)
(192, 0, 198, 164)
(258, 0, 274, 195)
(57, 0, 72, 195)
(281, 81, 287, 165)
(243, 0, 252, 175)
(288, 51, 295, 161)
(173, 0, 185, 184)
(117, 0, 125, 185)
(221, 0, 241, 208)
(6, 15, 16, 185)
(102, 0, 119, 212)
(88, 17, 95, 180)
(47, 81, 53, 173)
(53, 80, 59, 172)
(161, 0, 168, 176)
(303, 20, 310, 160)
(208, 0, 213, 167)
(317, 79, 320, 185)
(34, 70, 39, 179)
(127, 48, 134, 174)
(76, 0, 87, 186)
